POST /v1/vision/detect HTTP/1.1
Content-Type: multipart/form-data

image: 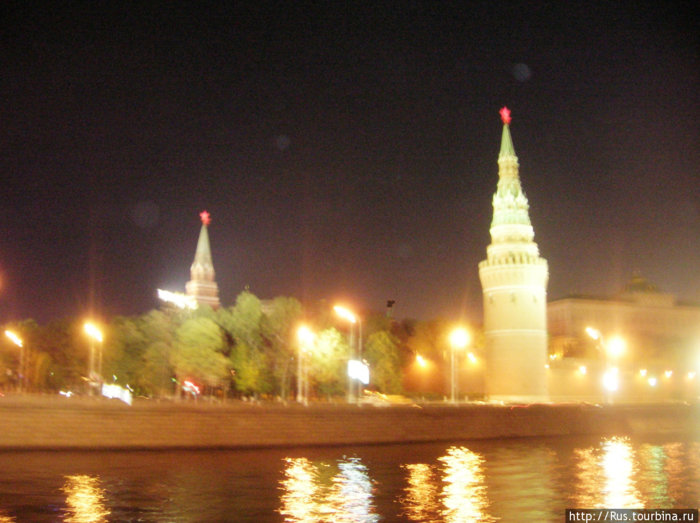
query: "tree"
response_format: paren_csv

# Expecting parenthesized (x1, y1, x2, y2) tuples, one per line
(171, 316, 229, 389)
(308, 328, 349, 399)
(104, 316, 147, 390)
(33, 319, 84, 392)
(139, 310, 177, 396)
(261, 296, 303, 398)
(217, 291, 273, 395)
(364, 330, 402, 393)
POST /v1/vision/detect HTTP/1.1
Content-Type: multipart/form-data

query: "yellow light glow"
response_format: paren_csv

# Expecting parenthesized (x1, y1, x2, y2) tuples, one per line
(333, 305, 357, 324)
(602, 370, 619, 392)
(664, 370, 673, 379)
(401, 463, 441, 522)
(639, 369, 647, 377)
(579, 365, 587, 375)
(607, 337, 626, 358)
(297, 325, 315, 345)
(601, 437, 643, 507)
(62, 474, 110, 522)
(648, 377, 657, 387)
(585, 327, 601, 340)
(416, 354, 428, 368)
(278, 457, 322, 521)
(83, 322, 103, 343)
(4, 330, 22, 347)
(467, 352, 477, 364)
(438, 446, 492, 522)
(572, 438, 642, 508)
(449, 327, 470, 350)
(688, 371, 696, 380)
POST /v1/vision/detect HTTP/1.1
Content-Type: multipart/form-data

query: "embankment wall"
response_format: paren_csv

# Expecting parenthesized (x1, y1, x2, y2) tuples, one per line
(0, 396, 697, 450)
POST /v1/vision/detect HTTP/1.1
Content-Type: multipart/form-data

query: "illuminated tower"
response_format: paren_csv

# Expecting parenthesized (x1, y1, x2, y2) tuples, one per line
(478, 108, 549, 402)
(185, 210, 220, 309)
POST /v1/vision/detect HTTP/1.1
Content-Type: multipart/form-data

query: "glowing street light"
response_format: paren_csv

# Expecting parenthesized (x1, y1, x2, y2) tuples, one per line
(602, 367, 619, 392)
(607, 337, 626, 359)
(333, 305, 357, 325)
(449, 327, 470, 403)
(586, 327, 626, 403)
(297, 325, 315, 405)
(585, 327, 601, 341)
(334, 304, 363, 403)
(5, 330, 25, 392)
(84, 322, 104, 392)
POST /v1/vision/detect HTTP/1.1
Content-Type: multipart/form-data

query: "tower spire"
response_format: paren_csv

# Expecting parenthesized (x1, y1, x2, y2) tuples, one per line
(185, 210, 220, 309)
(478, 107, 549, 402)
(498, 107, 516, 158)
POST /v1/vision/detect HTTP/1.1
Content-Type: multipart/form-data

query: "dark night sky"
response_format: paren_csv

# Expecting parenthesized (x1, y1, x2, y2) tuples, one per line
(1, 2, 698, 323)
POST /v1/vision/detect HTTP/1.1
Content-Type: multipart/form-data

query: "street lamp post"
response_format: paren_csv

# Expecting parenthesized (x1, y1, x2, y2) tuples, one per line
(297, 325, 315, 405)
(5, 330, 24, 392)
(334, 305, 363, 403)
(449, 327, 470, 403)
(586, 327, 626, 403)
(84, 322, 104, 395)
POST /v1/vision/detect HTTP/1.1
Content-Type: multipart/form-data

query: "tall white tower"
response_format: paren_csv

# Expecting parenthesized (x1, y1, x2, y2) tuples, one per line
(185, 210, 221, 309)
(478, 108, 549, 402)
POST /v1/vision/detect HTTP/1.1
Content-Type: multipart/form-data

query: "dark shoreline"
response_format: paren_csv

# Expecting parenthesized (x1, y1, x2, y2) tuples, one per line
(1, 395, 698, 450)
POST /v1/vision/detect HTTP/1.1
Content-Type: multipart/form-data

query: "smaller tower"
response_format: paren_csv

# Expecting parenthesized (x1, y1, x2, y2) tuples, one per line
(185, 210, 220, 309)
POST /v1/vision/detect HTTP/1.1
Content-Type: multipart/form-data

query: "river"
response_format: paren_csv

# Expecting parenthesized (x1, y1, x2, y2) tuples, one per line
(0, 435, 697, 522)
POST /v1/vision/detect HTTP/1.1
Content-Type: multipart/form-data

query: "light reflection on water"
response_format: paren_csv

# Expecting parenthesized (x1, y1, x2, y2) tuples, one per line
(0, 436, 698, 522)
(438, 447, 494, 522)
(279, 456, 379, 522)
(401, 463, 441, 522)
(62, 475, 110, 523)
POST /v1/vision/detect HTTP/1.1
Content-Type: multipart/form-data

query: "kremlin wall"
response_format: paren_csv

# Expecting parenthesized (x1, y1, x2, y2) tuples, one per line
(0, 395, 698, 450)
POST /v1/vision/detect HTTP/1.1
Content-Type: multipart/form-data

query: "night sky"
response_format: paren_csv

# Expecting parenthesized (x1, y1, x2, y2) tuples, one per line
(1, 2, 698, 323)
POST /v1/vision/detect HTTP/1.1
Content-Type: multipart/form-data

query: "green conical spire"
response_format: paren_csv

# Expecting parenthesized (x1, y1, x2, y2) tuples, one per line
(490, 107, 534, 238)
(499, 122, 516, 158)
(193, 224, 213, 267)
(498, 106, 516, 159)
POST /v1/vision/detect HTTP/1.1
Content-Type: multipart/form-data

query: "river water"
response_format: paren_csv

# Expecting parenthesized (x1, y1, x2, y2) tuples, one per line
(0, 435, 697, 522)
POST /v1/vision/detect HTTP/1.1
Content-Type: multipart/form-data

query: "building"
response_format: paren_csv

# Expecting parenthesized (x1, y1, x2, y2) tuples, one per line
(547, 274, 700, 402)
(478, 108, 549, 402)
(185, 211, 220, 309)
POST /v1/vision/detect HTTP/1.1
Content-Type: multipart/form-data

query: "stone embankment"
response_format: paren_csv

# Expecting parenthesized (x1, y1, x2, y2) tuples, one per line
(0, 395, 697, 450)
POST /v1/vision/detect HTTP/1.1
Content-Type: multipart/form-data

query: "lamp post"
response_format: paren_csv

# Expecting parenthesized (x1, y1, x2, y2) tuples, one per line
(5, 330, 24, 392)
(586, 327, 626, 403)
(84, 322, 104, 394)
(297, 325, 315, 405)
(449, 327, 470, 403)
(334, 305, 363, 403)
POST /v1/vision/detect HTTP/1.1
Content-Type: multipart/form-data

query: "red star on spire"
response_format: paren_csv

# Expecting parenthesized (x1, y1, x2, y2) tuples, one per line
(499, 106, 512, 125)
(199, 210, 211, 226)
